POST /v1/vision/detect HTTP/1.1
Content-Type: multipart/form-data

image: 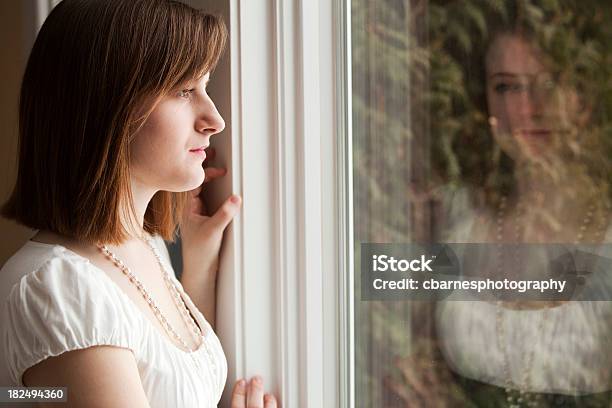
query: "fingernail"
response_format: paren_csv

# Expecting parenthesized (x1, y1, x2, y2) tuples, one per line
(252, 375, 262, 385)
(238, 379, 246, 389)
(231, 195, 241, 204)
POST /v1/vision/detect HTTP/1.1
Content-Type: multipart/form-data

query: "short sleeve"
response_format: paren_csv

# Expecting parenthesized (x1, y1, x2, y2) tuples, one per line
(2, 254, 143, 386)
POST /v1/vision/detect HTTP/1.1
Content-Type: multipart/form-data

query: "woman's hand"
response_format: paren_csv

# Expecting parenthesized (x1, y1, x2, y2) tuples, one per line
(180, 147, 242, 274)
(231, 376, 277, 408)
(179, 147, 242, 326)
(180, 186, 240, 275)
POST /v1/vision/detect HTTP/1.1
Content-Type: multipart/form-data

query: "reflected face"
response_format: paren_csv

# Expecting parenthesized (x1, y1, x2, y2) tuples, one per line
(485, 34, 577, 161)
(129, 72, 225, 192)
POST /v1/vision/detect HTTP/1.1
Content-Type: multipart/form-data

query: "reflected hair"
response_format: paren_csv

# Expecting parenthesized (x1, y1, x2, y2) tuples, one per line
(1, 0, 227, 245)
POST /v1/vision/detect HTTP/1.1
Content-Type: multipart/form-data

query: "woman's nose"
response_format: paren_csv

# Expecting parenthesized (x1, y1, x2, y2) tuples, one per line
(518, 85, 546, 120)
(196, 101, 225, 136)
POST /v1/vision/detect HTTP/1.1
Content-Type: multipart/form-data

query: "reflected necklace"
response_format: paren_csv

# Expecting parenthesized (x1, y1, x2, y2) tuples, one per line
(495, 196, 547, 407)
(96, 235, 217, 375)
(494, 196, 609, 407)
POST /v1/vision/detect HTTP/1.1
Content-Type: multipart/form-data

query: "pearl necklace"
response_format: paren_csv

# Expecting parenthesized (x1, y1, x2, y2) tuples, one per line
(494, 196, 609, 407)
(96, 235, 217, 376)
(495, 196, 542, 408)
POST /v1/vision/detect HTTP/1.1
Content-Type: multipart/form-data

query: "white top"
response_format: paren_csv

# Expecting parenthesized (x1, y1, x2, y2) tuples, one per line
(437, 297, 612, 394)
(437, 187, 612, 395)
(0, 235, 227, 407)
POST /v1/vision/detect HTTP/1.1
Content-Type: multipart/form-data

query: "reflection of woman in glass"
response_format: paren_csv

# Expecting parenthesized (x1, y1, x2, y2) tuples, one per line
(435, 27, 612, 406)
(392, 5, 612, 407)
(480, 31, 611, 245)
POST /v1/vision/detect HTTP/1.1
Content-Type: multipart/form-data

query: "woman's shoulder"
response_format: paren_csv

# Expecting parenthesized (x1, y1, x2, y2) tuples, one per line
(1, 239, 146, 325)
(1, 239, 72, 275)
(8, 246, 99, 295)
(438, 184, 490, 243)
(0, 240, 87, 305)
(1, 233, 171, 297)
(2, 239, 134, 327)
(1, 241, 145, 386)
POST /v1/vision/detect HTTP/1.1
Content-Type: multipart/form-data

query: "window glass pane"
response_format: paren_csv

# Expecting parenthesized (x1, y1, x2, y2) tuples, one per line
(351, 1, 612, 406)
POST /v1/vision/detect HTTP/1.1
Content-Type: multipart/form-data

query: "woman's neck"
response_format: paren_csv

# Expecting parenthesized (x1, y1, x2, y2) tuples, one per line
(121, 177, 159, 239)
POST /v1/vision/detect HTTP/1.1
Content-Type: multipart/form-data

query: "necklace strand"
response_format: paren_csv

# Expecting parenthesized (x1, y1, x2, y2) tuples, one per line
(496, 196, 541, 407)
(96, 235, 217, 375)
(495, 196, 609, 407)
(140, 236, 222, 403)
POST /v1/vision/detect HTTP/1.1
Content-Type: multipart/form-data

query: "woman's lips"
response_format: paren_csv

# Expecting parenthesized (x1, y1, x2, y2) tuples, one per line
(514, 129, 553, 155)
(519, 129, 552, 138)
(189, 148, 207, 159)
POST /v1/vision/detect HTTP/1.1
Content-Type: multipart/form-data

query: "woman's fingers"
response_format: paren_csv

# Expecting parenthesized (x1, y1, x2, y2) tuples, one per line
(247, 376, 265, 407)
(210, 195, 242, 229)
(203, 166, 226, 183)
(264, 394, 277, 408)
(230, 376, 277, 408)
(230, 379, 247, 408)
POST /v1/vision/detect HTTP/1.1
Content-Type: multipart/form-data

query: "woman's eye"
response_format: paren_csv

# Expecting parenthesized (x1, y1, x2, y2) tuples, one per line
(179, 89, 195, 99)
(494, 83, 509, 93)
(494, 82, 526, 94)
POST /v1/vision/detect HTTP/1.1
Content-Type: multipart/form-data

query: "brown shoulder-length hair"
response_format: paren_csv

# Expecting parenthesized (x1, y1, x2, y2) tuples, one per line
(1, 0, 227, 245)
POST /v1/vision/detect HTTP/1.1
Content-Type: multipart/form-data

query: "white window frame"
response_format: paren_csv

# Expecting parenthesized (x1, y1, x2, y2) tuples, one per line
(190, 0, 354, 406)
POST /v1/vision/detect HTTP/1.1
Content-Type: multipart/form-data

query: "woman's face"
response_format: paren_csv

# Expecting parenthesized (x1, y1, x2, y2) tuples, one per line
(129, 72, 225, 192)
(485, 34, 580, 162)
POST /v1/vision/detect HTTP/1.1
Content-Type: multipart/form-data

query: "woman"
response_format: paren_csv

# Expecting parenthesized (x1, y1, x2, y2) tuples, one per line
(0, 0, 276, 407)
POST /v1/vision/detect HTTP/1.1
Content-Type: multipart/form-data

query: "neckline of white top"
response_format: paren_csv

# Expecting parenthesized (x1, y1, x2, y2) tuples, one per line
(25, 239, 209, 356)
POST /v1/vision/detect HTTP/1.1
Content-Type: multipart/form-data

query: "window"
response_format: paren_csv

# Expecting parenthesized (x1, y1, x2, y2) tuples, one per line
(352, 1, 612, 406)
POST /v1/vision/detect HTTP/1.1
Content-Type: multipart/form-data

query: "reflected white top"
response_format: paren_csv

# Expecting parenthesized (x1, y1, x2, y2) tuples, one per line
(437, 187, 612, 394)
(0, 235, 227, 407)
(437, 298, 612, 394)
